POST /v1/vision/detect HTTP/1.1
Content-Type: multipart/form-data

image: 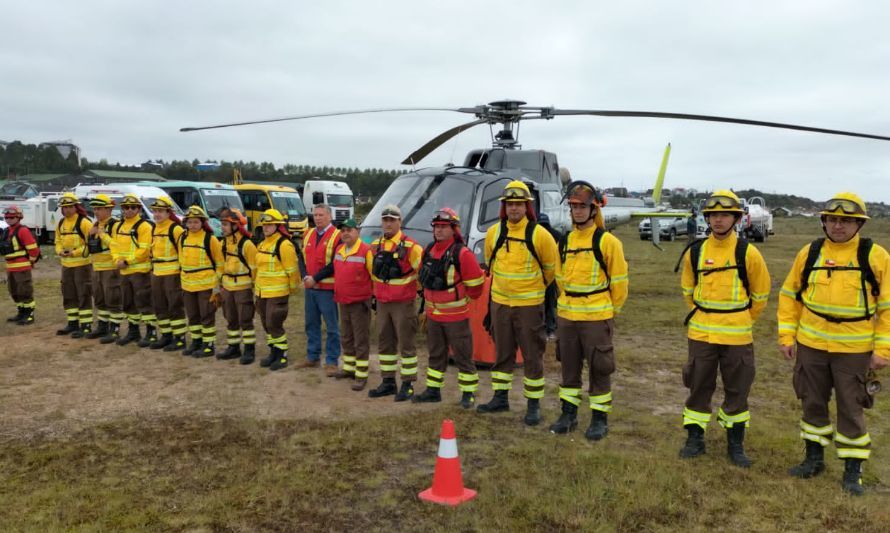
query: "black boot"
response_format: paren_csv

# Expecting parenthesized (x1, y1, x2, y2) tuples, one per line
(16, 307, 34, 326)
(137, 325, 157, 348)
(477, 390, 510, 413)
(368, 377, 397, 398)
(726, 424, 752, 467)
(412, 387, 441, 403)
(116, 324, 141, 346)
(71, 322, 92, 339)
(679, 425, 706, 459)
(842, 459, 865, 496)
(260, 346, 278, 368)
(394, 381, 415, 402)
(182, 337, 203, 356)
(194, 342, 215, 358)
(240, 344, 256, 365)
(788, 440, 826, 479)
(7, 306, 25, 323)
(217, 344, 242, 360)
(99, 323, 120, 344)
(459, 391, 475, 409)
(57, 320, 78, 336)
(163, 335, 186, 352)
(86, 321, 108, 339)
(585, 410, 609, 441)
(523, 398, 542, 426)
(549, 401, 579, 434)
(150, 332, 173, 350)
(269, 349, 288, 371)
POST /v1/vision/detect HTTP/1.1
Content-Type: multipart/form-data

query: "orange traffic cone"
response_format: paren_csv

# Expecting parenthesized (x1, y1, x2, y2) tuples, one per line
(418, 419, 477, 506)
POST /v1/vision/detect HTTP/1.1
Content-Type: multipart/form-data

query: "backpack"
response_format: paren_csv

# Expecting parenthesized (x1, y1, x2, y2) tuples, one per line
(487, 219, 543, 271)
(372, 236, 414, 282)
(796, 237, 879, 323)
(57, 213, 88, 251)
(256, 234, 290, 264)
(419, 241, 464, 297)
(675, 238, 751, 325)
(558, 226, 610, 297)
(1, 225, 42, 263)
(178, 230, 217, 272)
(116, 218, 155, 248)
(223, 235, 253, 279)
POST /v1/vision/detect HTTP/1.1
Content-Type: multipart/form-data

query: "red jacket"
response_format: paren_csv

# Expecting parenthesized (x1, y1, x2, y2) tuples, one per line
(332, 241, 373, 304)
(2, 223, 40, 272)
(302, 225, 341, 291)
(372, 231, 423, 304)
(422, 238, 485, 322)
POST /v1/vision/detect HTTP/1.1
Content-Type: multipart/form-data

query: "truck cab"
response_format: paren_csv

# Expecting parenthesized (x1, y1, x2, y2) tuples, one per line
(302, 180, 354, 225)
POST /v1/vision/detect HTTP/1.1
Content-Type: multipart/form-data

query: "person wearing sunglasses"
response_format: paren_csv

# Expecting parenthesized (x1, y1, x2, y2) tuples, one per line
(549, 181, 628, 441)
(412, 208, 486, 408)
(109, 194, 154, 346)
(54, 192, 94, 338)
(1, 206, 40, 325)
(777, 191, 890, 495)
(677, 189, 771, 468)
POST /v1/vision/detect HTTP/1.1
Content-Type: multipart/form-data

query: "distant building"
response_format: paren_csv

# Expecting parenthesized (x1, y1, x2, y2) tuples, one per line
(3, 169, 165, 192)
(0, 140, 10, 149)
(772, 206, 793, 217)
(196, 162, 220, 172)
(39, 140, 81, 161)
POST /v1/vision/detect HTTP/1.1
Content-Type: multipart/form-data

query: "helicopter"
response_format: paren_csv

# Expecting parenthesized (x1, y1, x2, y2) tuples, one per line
(181, 99, 890, 260)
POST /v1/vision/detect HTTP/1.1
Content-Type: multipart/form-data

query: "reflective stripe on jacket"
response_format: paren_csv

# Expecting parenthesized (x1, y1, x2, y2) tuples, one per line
(484, 217, 558, 307)
(556, 226, 628, 321)
(110, 216, 152, 275)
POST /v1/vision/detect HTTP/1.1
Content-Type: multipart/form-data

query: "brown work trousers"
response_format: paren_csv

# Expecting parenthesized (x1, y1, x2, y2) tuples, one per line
(340, 300, 371, 360)
(683, 340, 755, 423)
(120, 272, 152, 321)
(490, 302, 546, 396)
(222, 288, 255, 332)
(151, 274, 185, 324)
(61, 264, 92, 311)
(557, 317, 615, 396)
(7, 270, 33, 303)
(426, 318, 476, 385)
(257, 296, 289, 345)
(377, 299, 418, 380)
(92, 269, 121, 317)
(794, 343, 872, 453)
(183, 289, 216, 329)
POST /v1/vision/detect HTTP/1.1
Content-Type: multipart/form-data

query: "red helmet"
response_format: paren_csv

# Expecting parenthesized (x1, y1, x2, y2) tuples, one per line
(431, 207, 460, 227)
(3, 206, 24, 219)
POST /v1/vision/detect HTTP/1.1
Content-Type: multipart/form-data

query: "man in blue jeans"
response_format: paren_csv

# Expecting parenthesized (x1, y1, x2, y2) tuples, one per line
(300, 204, 342, 375)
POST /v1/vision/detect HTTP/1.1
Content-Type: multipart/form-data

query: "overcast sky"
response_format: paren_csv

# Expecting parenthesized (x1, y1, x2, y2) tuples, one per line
(4, 1, 890, 202)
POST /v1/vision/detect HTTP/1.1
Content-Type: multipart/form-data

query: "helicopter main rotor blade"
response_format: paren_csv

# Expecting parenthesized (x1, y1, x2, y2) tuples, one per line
(180, 107, 469, 132)
(401, 118, 488, 165)
(550, 109, 890, 141)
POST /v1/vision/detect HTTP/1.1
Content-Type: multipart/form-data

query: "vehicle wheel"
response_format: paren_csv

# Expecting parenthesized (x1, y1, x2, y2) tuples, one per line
(640, 234, 647, 241)
(668, 228, 676, 242)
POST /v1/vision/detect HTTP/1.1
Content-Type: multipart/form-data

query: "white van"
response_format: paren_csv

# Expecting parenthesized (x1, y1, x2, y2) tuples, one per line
(302, 180, 354, 225)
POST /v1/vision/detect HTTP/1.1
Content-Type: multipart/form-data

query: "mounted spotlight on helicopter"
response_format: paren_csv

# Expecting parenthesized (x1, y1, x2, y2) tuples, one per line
(181, 98, 890, 259)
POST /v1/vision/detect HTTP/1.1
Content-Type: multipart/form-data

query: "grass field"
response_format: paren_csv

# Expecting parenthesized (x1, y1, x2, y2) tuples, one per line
(1, 218, 888, 531)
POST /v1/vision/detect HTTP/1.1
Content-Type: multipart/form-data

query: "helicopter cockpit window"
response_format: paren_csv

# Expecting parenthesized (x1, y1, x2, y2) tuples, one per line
(364, 174, 474, 234)
(478, 178, 511, 230)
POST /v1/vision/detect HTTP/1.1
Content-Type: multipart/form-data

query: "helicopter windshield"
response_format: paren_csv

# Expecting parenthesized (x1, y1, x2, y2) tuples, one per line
(364, 174, 474, 234)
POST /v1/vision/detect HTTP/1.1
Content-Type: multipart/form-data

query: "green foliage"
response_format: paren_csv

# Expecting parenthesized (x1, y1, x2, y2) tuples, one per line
(0, 141, 81, 175)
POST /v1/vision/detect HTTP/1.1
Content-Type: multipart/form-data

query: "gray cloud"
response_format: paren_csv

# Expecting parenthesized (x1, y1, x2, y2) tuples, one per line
(4, 0, 889, 201)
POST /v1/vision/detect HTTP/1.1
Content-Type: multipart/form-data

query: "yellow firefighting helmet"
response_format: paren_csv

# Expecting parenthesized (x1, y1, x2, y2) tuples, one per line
(58, 192, 81, 207)
(701, 190, 744, 215)
(150, 196, 176, 211)
(499, 180, 533, 202)
(183, 205, 210, 220)
(89, 194, 115, 208)
(259, 208, 286, 225)
(820, 192, 869, 220)
(120, 194, 142, 207)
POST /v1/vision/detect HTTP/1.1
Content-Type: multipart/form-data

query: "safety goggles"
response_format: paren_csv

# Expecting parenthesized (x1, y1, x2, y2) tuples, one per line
(431, 210, 459, 225)
(259, 213, 280, 223)
(502, 187, 530, 200)
(823, 198, 865, 216)
(703, 196, 740, 210)
(122, 205, 141, 211)
(3, 214, 20, 219)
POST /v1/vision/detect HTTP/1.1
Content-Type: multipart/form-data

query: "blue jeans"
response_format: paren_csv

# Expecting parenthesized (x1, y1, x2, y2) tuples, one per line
(305, 288, 340, 364)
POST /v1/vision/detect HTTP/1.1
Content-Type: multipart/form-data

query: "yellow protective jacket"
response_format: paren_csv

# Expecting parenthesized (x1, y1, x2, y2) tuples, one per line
(55, 213, 93, 267)
(222, 234, 257, 292)
(110, 216, 153, 275)
(484, 217, 558, 307)
(556, 226, 629, 321)
(89, 217, 118, 272)
(778, 235, 890, 359)
(680, 232, 770, 345)
(178, 229, 224, 292)
(150, 219, 185, 276)
(254, 233, 299, 298)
